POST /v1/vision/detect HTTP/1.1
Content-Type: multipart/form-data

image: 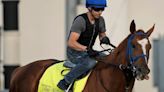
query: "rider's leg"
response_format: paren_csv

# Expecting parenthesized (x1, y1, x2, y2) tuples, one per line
(64, 57, 96, 83)
(57, 56, 96, 90)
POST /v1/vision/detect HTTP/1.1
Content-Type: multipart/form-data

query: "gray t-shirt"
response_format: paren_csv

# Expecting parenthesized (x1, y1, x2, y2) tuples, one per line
(70, 16, 106, 35)
(67, 15, 107, 56)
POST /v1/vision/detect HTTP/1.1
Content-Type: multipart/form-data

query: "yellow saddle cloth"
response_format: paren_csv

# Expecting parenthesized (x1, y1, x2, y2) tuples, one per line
(38, 62, 90, 92)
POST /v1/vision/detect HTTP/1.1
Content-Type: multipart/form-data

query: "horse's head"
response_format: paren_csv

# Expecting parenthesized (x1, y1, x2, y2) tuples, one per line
(125, 20, 155, 80)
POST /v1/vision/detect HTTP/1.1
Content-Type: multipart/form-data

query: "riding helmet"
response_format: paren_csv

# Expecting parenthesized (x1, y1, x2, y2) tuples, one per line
(86, 0, 107, 8)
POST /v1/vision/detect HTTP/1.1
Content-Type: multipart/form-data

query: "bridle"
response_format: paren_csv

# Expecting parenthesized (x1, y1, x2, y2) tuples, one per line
(98, 32, 149, 92)
(127, 32, 148, 64)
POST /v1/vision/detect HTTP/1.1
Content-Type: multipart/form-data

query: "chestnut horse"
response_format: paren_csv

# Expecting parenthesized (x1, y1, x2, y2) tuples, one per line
(9, 20, 155, 92)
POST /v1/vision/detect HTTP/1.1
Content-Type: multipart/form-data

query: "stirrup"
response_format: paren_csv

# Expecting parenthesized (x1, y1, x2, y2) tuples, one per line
(64, 82, 73, 92)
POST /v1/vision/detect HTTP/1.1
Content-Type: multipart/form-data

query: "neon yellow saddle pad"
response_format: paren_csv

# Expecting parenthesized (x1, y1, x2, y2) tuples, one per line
(38, 62, 90, 92)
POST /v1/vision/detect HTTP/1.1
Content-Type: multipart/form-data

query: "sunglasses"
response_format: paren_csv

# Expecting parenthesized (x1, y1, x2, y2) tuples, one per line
(92, 7, 105, 12)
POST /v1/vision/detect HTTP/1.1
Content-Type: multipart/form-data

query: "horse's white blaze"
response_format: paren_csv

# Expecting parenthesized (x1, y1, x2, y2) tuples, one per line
(138, 38, 148, 63)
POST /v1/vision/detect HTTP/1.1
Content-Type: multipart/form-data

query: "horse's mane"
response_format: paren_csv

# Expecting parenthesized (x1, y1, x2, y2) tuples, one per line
(95, 34, 131, 70)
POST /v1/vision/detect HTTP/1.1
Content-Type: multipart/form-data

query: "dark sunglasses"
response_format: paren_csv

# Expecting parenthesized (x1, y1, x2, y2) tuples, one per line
(92, 7, 105, 12)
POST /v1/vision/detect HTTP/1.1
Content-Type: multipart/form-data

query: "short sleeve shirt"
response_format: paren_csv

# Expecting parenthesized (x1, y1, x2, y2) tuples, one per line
(70, 16, 106, 35)
(67, 15, 107, 56)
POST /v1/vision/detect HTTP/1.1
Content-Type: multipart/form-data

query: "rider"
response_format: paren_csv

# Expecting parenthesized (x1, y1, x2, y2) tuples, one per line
(57, 0, 110, 90)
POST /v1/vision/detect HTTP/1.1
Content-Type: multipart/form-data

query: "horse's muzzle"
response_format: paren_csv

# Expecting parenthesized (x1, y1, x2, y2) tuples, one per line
(135, 67, 150, 80)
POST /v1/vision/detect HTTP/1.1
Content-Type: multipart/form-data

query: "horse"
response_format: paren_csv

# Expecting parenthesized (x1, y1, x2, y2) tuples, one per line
(9, 20, 155, 92)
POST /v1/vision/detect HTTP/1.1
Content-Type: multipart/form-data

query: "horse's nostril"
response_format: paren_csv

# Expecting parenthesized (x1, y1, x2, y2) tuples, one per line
(147, 69, 150, 74)
(144, 69, 150, 74)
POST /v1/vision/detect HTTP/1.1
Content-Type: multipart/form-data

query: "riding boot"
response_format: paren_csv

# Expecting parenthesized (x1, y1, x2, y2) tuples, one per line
(57, 79, 70, 90)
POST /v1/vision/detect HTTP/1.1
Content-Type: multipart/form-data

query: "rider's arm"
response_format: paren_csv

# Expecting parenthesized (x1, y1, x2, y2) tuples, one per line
(99, 32, 106, 40)
(68, 32, 87, 51)
(98, 16, 107, 40)
(67, 16, 87, 51)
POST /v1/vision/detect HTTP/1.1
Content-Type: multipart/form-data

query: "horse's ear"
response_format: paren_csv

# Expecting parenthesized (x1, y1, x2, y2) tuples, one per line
(130, 20, 136, 34)
(146, 24, 155, 37)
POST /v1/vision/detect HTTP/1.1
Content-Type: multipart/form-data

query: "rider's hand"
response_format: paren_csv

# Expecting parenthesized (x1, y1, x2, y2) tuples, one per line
(87, 48, 99, 57)
(100, 36, 110, 45)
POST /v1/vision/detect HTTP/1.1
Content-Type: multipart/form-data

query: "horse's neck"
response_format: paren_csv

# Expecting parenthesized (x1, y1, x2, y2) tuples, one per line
(84, 39, 135, 92)
(96, 39, 135, 91)
(84, 62, 133, 92)
(100, 40, 128, 65)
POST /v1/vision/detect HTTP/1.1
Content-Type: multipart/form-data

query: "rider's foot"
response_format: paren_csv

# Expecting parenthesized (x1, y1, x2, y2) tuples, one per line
(57, 79, 70, 90)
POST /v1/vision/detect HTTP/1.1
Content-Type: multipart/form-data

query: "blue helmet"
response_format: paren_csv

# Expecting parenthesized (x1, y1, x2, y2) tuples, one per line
(86, 0, 107, 8)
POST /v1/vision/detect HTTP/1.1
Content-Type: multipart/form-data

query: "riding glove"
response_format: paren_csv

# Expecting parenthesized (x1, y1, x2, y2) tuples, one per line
(100, 36, 110, 45)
